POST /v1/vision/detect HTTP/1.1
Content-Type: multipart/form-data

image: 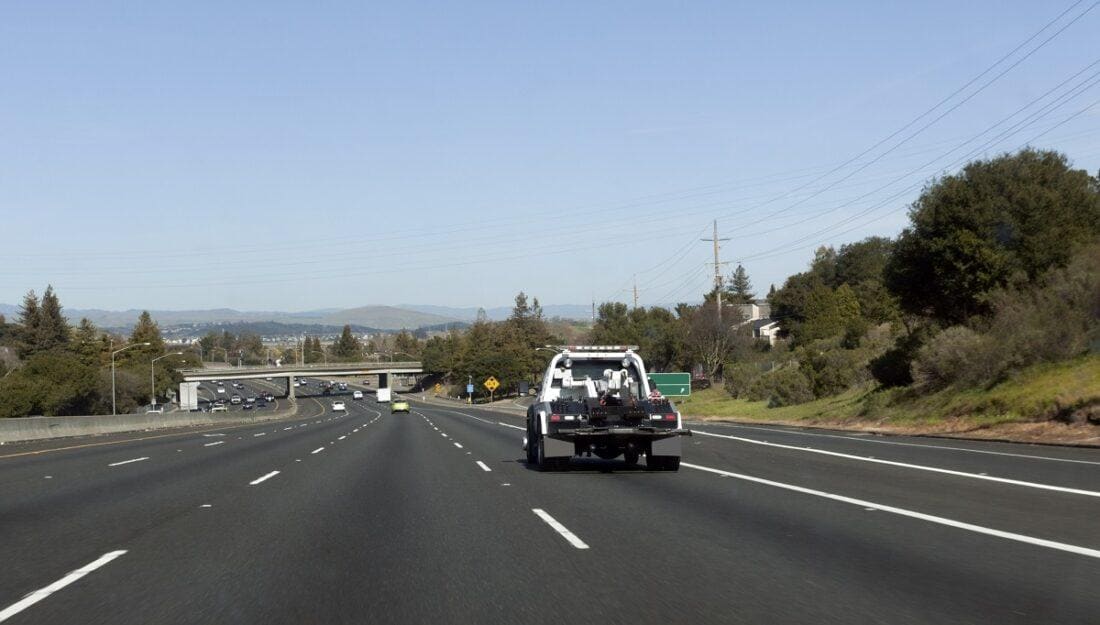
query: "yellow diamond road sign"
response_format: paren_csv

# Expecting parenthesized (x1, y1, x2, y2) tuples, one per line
(483, 376, 500, 391)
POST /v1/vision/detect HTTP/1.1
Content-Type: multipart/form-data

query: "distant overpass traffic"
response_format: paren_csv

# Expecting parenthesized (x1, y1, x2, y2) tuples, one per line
(179, 362, 423, 401)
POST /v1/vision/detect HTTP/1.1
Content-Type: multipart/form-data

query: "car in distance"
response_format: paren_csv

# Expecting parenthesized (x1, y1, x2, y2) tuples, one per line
(391, 400, 410, 414)
(216, 386, 226, 394)
(211, 403, 228, 413)
(352, 390, 364, 400)
(331, 401, 347, 411)
(230, 394, 242, 405)
(145, 405, 164, 414)
(242, 402, 254, 410)
(264, 393, 275, 402)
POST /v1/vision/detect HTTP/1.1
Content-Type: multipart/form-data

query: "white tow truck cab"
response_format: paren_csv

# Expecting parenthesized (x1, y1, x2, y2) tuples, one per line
(525, 345, 689, 471)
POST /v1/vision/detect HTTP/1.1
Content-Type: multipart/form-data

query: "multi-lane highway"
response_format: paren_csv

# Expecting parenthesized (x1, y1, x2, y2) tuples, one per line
(2, 392, 1098, 624)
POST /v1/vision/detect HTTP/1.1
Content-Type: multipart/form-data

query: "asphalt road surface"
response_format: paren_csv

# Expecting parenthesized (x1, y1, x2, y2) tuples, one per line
(2, 393, 1099, 624)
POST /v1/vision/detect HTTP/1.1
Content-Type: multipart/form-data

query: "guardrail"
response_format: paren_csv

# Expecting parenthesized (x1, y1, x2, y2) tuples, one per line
(0, 404, 299, 444)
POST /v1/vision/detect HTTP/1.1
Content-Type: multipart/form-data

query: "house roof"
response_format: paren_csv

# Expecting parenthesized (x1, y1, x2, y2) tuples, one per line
(752, 318, 779, 331)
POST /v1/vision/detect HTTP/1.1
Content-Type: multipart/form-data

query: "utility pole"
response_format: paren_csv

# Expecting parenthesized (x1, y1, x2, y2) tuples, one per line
(701, 219, 731, 322)
(632, 275, 639, 310)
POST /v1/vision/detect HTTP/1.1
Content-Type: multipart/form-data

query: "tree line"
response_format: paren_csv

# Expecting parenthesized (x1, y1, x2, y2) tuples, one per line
(0, 292, 199, 417)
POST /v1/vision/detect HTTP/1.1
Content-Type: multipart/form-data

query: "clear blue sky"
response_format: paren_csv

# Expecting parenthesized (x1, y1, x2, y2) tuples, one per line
(2, 1, 1097, 312)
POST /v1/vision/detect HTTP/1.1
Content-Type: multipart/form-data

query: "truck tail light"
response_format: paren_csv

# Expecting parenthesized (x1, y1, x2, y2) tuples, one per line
(665, 414, 677, 421)
(550, 414, 562, 422)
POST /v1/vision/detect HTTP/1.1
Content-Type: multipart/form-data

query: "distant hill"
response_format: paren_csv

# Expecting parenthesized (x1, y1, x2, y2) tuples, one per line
(319, 306, 456, 330)
(398, 303, 592, 321)
(0, 301, 590, 331)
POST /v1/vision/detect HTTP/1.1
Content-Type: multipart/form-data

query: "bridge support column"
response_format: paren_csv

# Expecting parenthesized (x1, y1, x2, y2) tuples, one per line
(287, 375, 296, 400)
(379, 372, 389, 389)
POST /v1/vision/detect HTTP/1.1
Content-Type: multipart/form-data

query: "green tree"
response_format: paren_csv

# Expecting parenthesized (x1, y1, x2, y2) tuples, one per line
(129, 311, 164, 359)
(0, 351, 101, 417)
(36, 286, 69, 353)
(333, 325, 362, 359)
(885, 149, 1100, 324)
(801, 284, 862, 342)
(727, 264, 755, 304)
(16, 289, 41, 358)
(393, 329, 419, 358)
(73, 318, 102, 366)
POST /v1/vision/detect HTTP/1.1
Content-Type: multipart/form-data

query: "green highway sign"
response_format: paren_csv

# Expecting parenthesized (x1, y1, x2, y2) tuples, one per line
(649, 372, 691, 397)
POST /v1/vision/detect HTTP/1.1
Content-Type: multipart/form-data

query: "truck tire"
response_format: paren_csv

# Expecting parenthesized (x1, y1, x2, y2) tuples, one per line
(526, 430, 538, 465)
(535, 437, 569, 472)
(623, 450, 640, 466)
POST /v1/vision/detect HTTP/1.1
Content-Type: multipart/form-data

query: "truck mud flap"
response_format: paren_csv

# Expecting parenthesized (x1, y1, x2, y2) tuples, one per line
(650, 436, 682, 457)
(543, 436, 574, 458)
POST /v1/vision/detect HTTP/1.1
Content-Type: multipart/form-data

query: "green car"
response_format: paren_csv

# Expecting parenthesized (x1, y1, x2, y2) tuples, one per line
(391, 400, 410, 414)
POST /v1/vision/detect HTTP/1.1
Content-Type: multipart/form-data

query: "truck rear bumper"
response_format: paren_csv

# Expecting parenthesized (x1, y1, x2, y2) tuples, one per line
(545, 428, 691, 457)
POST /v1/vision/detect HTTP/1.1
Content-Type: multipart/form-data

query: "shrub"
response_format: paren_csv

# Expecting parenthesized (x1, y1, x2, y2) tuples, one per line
(801, 347, 863, 398)
(723, 363, 760, 399)
(910, 326, 991, 392)
(870, 326, 936, 388)
(745, 366, 815, 407)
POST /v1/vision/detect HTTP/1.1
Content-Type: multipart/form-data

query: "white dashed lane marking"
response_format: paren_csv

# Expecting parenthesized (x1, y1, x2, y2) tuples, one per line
(107, 457, 148, 467)
(249, 471, 280, 486)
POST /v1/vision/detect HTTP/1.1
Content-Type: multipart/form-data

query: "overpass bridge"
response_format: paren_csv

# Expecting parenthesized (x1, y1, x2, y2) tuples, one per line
(179, 362, 423, 400)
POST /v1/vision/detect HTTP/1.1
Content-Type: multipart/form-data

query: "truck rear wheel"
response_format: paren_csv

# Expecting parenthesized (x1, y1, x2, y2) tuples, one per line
(535, 437, 569, 471)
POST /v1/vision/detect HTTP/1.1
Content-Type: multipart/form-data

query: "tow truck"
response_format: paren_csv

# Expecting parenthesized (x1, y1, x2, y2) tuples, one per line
(524, 345, 691, 471)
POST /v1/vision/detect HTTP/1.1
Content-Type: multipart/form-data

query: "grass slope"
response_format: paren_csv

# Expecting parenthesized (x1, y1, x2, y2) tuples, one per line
(677, 355, 1100, 432)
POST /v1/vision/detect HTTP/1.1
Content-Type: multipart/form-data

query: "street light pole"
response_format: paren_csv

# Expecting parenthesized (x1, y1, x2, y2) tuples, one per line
(151, 352, 183, 407)
(111, 342, 151, 416)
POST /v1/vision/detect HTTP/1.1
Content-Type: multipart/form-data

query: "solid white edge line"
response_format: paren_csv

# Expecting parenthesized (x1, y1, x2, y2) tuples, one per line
(693, 430, 1100, 498)
(311, 447, 325, 454)
(700, 422, 1100, 466)
(532, 508, 589, 549)
(203, 441, 224, 447)
(681, 462, 1100, 560)
(476, 461, 492, 472)
(498, 421, 525, 430)
(107, 457, 149, 467)
(0, 550, 128, 622)
(249, 470, 280, 485)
